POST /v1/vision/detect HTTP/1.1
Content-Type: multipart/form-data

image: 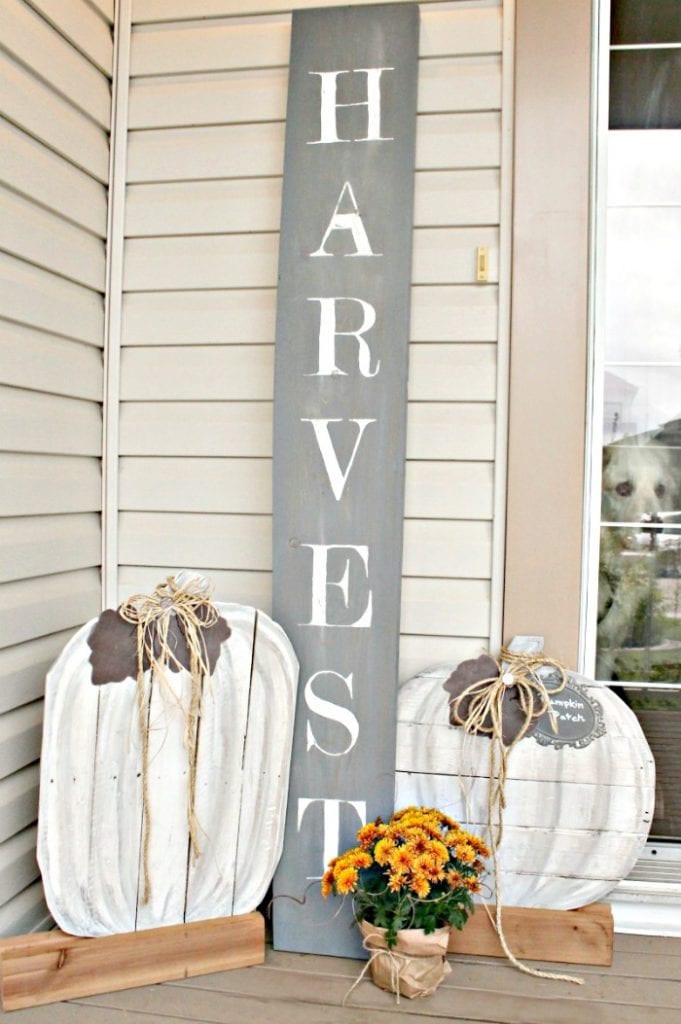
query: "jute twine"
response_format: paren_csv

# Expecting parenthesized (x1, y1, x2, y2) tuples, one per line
(119, 575, 219, 904)
(450, 647, 585, 986)
(343, 933, 446, 1006)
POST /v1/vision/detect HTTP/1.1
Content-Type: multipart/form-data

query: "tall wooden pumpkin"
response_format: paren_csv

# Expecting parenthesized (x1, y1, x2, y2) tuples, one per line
(38, 576, 299, 936)
(396, 649, 655, 909)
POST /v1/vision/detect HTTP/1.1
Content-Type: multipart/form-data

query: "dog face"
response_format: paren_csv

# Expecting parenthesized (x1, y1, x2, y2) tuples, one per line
(601, 443, 679, 525)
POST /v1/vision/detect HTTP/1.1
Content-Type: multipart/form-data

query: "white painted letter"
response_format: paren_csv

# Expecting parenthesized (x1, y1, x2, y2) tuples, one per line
(302, 419, 375, 501)
(301, 544, 373, 628)
(298, 798, 367, 879)
(305, 670, 359, 757)
(307, 297, 379, 377)
(310, 182, 380, 258)
(308, 68, 395, 144)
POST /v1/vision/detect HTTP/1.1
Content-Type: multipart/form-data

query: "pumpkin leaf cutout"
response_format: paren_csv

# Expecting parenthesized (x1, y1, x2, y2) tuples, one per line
(443, 654, 541, 746)
(87, 607, 231, 686)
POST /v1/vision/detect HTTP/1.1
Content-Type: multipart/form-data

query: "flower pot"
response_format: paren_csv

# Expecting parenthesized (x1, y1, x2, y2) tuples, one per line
(359, 919, 452, 999)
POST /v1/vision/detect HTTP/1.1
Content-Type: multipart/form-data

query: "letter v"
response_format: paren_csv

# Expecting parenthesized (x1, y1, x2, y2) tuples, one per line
(301, 418, 376, 501)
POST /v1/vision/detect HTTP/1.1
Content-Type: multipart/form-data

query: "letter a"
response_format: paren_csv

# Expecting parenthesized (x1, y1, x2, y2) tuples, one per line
(310, 182, 380, 258)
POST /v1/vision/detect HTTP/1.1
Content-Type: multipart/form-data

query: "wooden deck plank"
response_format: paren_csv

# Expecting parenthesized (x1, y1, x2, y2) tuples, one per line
(1, 934, 679, 1023)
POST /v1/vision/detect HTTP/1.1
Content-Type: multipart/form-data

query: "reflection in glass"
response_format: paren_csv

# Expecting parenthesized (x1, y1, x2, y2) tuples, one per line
(610, 50, 681, 129)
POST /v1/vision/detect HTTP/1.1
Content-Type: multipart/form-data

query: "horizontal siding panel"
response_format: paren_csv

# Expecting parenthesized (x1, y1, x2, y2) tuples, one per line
(414, 170, 499, 226)
(411, 284, 498, 342)
(122, 289, 277, 346)
(118, 457, 494, 520)
(126, 178, 283, 236)
(118, 513, 491, 579)
(0, 118, 108, 236)
(128, 67, 288, 129)
(120, 345, 273, 400)
(130, 6, 500, 70)
(407, 403, 495, 460)
(0, 704, 43, 780)
(0, 322, 103, 401)
(123, 233, 279, 290)
(0, 569, 101, 650)
(0, 454, 102, 516)
(0, 765, 39, 845)
(130, 16, 291, 76)
(0, 188, 105, 291)
(405, 460, 494, 520)
(121, 284, 498, 346)
(0, 878, 50, 936)
(413, 227, 499, 284)
(119, 401, 272, 456)
(120, 343, 495, 402)
(0, 0, 111, 128)
(125, 170, 499, 237)
(398, 634, 488, 683)
(120, 401, 494, 459)
(127, 122, 285, 182)
(119, 457, 273, 514)
(24, 0, 113, 75)
(401, 577, 490, 637)
(403, 519, 492, 578)
(119, 512, 271, 570)
(118, 565, 271, 611)
(408, 343, 496, 401)
(0, 253, 104, 347)
(417, 112, 501, 170)
(0, 826, 39, 906)
(127, 53, 500, 131)
(123, 228, 497, 291)
(0, 51, 109, 183)
(0, 387, 102, 456)
(126, 112, 499, 184)
(0, 630, 75, 715)
(418, 56, 501, 114)
(0, 514, 101, 584)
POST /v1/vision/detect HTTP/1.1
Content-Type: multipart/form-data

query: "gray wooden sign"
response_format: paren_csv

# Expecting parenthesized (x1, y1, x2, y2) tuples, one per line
(271, 4, 419, 957)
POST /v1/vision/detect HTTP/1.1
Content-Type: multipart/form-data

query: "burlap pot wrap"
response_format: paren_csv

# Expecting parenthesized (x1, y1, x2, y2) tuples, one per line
(359, 920, 452, 999)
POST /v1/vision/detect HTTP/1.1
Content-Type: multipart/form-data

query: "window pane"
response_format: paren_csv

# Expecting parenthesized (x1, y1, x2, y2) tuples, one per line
(611, 0, 681, 45)
(615, 687, 681, 840)
(610, 50, 681, 129)
(605, 206, 681, 363)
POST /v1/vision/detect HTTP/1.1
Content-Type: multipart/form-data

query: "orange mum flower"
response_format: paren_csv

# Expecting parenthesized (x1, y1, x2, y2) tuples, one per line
(321, 869, 334, 898)
(410, 874, 431, 899)
(465, 877, 481, 893)
(357, 823, 383, 849)
(374, 837, 397, 866)
(446, 868, 464, 889)
(455, 843, 476, 864)
(335, 866, 358, 894)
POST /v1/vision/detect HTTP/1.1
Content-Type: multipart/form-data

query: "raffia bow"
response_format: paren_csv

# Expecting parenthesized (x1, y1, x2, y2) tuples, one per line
(118, 575, 224, 904)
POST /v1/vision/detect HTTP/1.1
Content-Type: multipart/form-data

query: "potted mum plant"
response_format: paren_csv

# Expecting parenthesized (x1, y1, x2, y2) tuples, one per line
(321, 806, 489, 999)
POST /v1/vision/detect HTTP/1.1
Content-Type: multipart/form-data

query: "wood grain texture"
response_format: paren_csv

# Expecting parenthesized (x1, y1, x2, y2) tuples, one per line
(37, 601, 298, 935)
(0, 913, 265, 1011)
(396, 664, 655, 909)
(447, 903, 613, 965)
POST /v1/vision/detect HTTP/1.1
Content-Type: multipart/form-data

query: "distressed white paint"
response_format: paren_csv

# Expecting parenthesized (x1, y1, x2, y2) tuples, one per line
(38, 599, 298, 935)
(396, 663, 655, 909)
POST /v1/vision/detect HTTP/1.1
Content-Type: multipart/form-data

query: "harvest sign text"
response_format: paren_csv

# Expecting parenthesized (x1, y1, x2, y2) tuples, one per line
(271, 5, 419, 957)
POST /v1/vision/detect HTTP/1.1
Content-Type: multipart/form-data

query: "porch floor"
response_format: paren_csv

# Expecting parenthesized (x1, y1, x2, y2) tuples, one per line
(1, 931, 680, 1023)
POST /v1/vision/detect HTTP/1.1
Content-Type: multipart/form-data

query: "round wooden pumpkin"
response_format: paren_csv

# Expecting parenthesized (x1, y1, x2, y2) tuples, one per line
(38, 591, 298, 936)
(395, 659, 655, 909)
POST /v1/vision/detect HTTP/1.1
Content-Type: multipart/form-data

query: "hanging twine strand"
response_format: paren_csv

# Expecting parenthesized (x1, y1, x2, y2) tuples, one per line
(119, 575, 219, 904)
(450, 647, 585, 986)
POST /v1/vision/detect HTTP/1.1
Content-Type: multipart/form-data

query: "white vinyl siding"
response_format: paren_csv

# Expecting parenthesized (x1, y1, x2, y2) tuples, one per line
(0, 0, 113, 933)
(118, 0, 507, 682)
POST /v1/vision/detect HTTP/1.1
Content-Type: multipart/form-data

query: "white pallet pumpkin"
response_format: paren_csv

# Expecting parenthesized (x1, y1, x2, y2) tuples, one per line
(38, 600, 298, 936)
(396, 658, 655, 909)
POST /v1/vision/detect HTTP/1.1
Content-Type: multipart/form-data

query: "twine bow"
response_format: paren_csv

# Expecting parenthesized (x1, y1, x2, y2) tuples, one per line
(448, 647, 584, 987)
(343, 933, 449, 1006)
(118, 575, 221, 904)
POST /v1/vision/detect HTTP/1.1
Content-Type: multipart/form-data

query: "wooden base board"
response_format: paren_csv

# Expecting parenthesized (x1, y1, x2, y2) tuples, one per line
(447, 903, 613, 966)
(0, 911, 265, 1012)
